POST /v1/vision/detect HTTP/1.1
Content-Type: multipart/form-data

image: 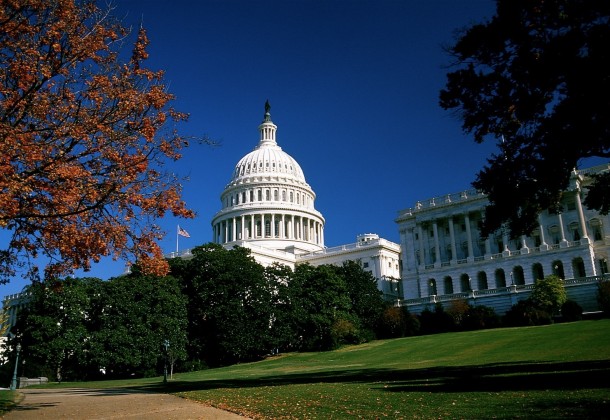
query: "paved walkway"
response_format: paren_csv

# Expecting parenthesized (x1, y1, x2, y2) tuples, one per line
(3, 387, 250, 419)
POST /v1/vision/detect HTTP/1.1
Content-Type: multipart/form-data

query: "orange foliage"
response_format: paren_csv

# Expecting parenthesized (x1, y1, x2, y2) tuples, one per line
(0, 0, 194, 282)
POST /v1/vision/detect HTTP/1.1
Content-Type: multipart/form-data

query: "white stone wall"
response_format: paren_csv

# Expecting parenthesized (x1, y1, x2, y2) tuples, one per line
(396, 165, 610, 300)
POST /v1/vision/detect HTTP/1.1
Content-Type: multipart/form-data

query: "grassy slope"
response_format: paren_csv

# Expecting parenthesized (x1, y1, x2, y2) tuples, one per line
(7, 320, 610, 419)
(168, 321, 610, 419)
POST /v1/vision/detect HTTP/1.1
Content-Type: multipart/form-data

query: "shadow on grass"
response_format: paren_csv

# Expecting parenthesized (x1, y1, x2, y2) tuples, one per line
(141, 359, 610, 394)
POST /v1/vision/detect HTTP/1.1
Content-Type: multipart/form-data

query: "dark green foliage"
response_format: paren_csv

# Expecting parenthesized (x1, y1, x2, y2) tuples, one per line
(331, 261, 386, 339)
(529, 275, 567, 315)
(419, 303, 455, 334)
(92, 274, 188, 378)
(560, 299, 583, 322)
(440, 0, 610, 237)
(290, 264, 352, 351)
(14, 277, 105, 381)
(503, 299, 552, 327)
(377, 306, 420, 338)
(462, 305, 500, 330)
(171, 244, 274, 366)
(598, 280, 610, 316)
(264, 263, 298, 352)
(14, 274, 188, 381)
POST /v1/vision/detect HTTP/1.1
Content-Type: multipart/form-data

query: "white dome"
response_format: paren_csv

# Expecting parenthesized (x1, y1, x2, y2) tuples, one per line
(231, 142, 306, 185)
(211, 103, 325, 254)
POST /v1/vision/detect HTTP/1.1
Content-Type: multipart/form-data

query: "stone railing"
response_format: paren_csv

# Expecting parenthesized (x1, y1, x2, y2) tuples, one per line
(419, 239, 589, 272)
(298, 238, 399, 259)
(18, 377, 48, 388)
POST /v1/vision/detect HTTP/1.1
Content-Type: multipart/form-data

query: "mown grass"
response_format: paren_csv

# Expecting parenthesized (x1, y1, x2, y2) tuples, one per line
(19, 320, 610, 418)
(0, 390, 20, 416)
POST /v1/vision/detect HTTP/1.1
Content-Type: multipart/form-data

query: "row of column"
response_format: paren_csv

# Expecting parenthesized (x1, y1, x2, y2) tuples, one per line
(214, 213, 324, 245)
(224, 187, 311, 209)
(414, 190, 590, 267)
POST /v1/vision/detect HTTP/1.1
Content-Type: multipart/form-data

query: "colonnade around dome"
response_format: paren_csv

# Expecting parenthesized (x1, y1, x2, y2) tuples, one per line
(213, 212, 325, 250)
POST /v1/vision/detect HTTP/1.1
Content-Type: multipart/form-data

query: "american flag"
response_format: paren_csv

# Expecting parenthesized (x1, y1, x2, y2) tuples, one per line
(178, 226, 190, 238)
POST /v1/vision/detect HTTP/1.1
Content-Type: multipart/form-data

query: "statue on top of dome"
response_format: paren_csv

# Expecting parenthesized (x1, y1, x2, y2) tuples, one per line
(263, 100, 271, 122)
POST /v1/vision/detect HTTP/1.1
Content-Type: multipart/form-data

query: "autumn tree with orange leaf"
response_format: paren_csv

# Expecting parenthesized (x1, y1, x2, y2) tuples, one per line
(0, 0, 195, 283)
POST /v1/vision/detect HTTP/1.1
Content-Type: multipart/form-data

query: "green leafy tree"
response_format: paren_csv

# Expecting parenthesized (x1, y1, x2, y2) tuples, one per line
(15, 277, 104, 381)
(264, 263, 298, 352)
(332, 261, 385, 339)
(529, 274, 567, 315)
(172, 244, 274, 366)
(290, 264, 352, 351)
(94, 272, 188, 378)
(440, 0, 610, 237)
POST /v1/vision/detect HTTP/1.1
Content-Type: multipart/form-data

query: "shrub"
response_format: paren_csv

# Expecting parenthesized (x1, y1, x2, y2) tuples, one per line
(419, 303, 455, 334)
(331, 318, 361, 347)
(377, 306, 420, 338)
(462, 305, 500, 330)
(560, 299, 583, 322)
(446, 299, 470, 328)
(529, 275, 567, 315)
(503, 299, 552, 327)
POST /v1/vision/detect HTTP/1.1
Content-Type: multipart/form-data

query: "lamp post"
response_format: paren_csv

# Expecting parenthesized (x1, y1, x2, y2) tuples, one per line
(163, 339, 169, 384)
(10, 343, 21, 391)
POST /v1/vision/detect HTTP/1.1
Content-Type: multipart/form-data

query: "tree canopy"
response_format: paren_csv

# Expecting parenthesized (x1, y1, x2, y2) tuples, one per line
(440, 0, 610, 237)
(0, 0, 194, 283)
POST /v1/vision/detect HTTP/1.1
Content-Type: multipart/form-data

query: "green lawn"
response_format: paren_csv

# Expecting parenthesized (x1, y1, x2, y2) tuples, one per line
(8, 320, 610, 419)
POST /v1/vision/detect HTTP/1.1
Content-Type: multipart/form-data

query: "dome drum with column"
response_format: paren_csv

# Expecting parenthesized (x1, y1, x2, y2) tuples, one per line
(211, 103, 325, 253)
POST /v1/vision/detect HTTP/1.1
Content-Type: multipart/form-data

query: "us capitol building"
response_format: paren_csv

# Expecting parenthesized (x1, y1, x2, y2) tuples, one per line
(210, 102, 402, 301)
(210, 102, 609, 314)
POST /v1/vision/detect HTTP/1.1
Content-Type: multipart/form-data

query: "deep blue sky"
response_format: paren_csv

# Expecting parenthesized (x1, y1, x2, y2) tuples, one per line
(2, 0, 500, 299)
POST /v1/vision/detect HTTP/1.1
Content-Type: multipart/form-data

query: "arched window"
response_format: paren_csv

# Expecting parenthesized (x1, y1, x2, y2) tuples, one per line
(495, 269, 506, 288)
(552, 260, 565, 278)
(258, 190, 262, 201)
(290, 192, 294, 202)
(532, 263, 544, 282)
(265, 190, 270, 201)
(572, 257, 586, 278)
(444, 276, 453, 294)
(428, 279, 437, 296)
(512, 266, 525, 285)
(274, 190, 278, 201)
(460, 274, 471, 292)
(477, 271, 488, 290)
(250, 190, 254, 202)
(282, 190, 286, 201)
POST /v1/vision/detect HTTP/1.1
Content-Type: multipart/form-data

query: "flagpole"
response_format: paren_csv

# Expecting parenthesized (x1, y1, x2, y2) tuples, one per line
(176, 225, 179, 254)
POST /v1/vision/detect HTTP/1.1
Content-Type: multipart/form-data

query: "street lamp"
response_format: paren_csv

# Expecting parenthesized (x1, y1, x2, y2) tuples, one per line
(10, 343, 21, 391)
(163, 339, 169, 384)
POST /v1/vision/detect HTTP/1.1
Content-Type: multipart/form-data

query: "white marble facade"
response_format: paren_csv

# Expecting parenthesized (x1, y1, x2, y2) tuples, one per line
(396, 165, 610, 300)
